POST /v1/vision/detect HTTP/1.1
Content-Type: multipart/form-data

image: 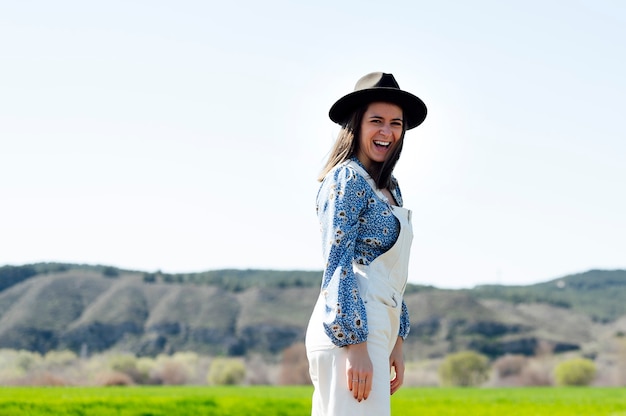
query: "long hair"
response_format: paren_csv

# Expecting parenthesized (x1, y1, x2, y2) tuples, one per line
(318, 103, 407, 190)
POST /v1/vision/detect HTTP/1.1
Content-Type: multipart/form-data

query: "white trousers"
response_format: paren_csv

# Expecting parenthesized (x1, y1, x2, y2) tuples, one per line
(306, 293, 401, 416)
(306, 196, 413, 416)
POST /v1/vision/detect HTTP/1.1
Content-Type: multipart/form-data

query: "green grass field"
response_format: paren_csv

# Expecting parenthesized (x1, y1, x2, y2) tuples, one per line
(1, 386, 626, 415)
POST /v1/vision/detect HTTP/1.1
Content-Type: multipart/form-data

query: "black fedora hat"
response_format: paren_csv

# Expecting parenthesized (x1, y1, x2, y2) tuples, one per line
(329, 72, 427, 130)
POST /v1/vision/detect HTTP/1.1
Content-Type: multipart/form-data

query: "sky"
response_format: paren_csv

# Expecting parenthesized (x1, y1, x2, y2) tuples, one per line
(1, 0, 624, 289)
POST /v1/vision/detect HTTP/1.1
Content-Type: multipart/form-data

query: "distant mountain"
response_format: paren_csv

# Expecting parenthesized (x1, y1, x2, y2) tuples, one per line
(471, 269, 626, 322)
(1, 264, 625, 359)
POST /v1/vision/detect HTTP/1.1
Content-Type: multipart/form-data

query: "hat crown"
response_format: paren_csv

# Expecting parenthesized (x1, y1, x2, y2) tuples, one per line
(354, 72, 400, 91)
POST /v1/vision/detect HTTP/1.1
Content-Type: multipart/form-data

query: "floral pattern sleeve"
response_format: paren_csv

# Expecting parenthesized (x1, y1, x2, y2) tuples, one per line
(399, 300, 410, 340)
(317, 165, 369, 347)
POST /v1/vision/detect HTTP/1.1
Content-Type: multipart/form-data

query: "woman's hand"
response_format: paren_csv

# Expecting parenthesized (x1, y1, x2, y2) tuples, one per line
(389, 337, 405, 395)
(346, 342, 373, 402)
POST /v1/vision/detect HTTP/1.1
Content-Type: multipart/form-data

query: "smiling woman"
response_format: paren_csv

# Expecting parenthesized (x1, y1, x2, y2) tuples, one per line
(356, 103, 405, 205)
(305, 72, 427, 416)
(358, 103, 404, 168)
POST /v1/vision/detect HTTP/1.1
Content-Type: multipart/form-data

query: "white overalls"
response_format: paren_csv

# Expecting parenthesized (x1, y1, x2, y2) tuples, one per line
(305, 161, 413, 416)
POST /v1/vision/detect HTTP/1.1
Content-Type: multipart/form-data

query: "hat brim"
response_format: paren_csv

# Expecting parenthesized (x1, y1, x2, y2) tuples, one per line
(329, 88, 427, 130)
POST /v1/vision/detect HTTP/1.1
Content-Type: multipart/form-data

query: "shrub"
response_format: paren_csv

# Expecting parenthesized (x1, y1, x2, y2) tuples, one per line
(404, 360, 440, 387)
(96, 371, 134, 386)
(172, 352, 200, 383)
(135, 357, 157, 384)
(108, 354, 140, 380)
(147, 353, 200, 385)
(207, 357, 246, 385)
(28, 371, 68, 386)
(519, 359, 553, 386)
(161, 360, 187, 385)
(102, 267, 119, 277)
(278, 343, 310, 385)
(0, 349, 18, 370)
(15, 350, 42, 372)
(171, 351, 199, 370)
(493, 354, 527, 379)
(554, 357, 596, 386)
(245, 354, 273, 385)
(153, 356, 189, 385)
(438, 351, 490, 387)
(44, 350, 78, 368)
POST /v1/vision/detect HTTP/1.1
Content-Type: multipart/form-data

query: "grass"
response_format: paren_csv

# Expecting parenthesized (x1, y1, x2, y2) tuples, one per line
(1, 386, 626, 416)
(394, 387, 626, 415)
(0, 386, 311, 415)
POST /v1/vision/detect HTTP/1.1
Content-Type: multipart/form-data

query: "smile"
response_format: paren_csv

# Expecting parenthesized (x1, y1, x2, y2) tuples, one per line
(374, 141, 390, 147)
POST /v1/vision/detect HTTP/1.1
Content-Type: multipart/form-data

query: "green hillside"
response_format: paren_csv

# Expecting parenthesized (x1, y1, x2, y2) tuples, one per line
(471, 269, 626, 322)
(1, 264, 625, 360)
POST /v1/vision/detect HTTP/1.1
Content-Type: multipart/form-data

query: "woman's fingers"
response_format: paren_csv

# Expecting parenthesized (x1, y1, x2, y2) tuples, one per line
(357, 376, 366, 401)
(348, 372, 371, 401)
(363, 376, 372, 400)
(353, 375, 369, 401)
(390, 374, 402, 395)
(390, 361, 404, 395)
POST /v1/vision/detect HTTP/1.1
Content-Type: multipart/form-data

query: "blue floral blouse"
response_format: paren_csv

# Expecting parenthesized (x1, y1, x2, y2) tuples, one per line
(316, 158, 410, 347)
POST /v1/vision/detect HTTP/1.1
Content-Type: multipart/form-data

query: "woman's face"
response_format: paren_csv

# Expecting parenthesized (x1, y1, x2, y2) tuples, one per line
(356, 101, 404, 172)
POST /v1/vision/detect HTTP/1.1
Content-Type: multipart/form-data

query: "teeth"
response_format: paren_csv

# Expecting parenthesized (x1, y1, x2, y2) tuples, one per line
(374, 141, 390, 147)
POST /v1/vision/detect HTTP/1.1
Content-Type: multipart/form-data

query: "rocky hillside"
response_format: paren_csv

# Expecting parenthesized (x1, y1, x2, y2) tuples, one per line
(1, 264, 625, 359)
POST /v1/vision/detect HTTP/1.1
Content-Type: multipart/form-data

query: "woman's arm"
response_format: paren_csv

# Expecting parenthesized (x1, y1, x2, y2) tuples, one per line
(317, 165, 369, 347)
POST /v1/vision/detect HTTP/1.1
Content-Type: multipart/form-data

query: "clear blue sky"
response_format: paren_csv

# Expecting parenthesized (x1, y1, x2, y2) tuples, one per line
(1, 0, 624, 288)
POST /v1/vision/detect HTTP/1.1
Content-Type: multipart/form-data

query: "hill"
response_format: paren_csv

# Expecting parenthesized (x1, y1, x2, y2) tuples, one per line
(471, 269, 626, 322)
(1, 264, 625, 359)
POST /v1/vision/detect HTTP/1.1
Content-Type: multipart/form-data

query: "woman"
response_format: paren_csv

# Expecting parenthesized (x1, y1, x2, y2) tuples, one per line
(305, 72, 427, 416)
